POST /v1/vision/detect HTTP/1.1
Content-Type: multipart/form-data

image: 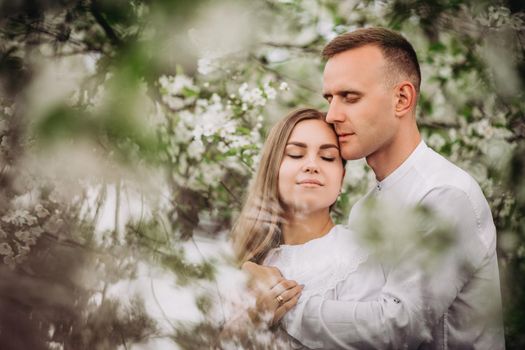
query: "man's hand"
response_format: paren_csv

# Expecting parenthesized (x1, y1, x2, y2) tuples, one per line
(242, 261, 303, 326)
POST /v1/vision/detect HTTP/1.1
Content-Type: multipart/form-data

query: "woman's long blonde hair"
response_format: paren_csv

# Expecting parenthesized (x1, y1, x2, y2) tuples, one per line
(231, 108, 343, 264)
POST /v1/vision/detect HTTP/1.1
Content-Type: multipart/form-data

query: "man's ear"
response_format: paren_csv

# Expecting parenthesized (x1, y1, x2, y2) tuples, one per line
(394, 81, 416, 118)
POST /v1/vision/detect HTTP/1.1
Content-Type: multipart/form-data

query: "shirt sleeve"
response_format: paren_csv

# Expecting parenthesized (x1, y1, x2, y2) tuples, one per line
(282, 186, 493, 349)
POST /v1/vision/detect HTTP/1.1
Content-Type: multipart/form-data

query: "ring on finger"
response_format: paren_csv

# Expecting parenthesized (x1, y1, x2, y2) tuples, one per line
(276, 294, 284, 305)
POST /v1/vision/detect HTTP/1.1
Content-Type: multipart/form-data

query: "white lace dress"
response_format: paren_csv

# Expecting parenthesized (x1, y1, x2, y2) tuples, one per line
(263, 225, 386, 349)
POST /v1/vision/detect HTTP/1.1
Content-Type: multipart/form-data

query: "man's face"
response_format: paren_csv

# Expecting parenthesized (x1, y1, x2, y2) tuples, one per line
(322, 45, 398, 161)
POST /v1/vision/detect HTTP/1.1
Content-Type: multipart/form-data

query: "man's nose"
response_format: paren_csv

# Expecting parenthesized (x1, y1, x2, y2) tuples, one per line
(325, 100, 346, 124)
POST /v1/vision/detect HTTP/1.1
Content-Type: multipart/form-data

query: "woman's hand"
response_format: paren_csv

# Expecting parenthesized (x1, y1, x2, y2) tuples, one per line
(242, 261, 303, 326)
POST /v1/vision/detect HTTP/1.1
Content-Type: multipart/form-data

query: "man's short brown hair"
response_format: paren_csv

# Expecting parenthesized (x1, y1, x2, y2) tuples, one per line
(322, 27, 421, 94)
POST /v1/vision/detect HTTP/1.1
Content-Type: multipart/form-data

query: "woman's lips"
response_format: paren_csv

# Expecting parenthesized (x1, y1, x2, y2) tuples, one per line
(297, 179, 323, 187)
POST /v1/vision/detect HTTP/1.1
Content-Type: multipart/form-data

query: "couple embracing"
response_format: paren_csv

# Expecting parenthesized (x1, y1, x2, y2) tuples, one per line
(230, 27, 504, 349)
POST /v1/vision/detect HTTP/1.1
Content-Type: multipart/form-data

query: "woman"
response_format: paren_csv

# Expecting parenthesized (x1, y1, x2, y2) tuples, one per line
(230, 108, 384, 348)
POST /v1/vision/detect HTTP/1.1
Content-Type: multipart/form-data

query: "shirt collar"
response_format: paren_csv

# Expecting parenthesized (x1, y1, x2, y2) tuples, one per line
(376, 140, 427, 191)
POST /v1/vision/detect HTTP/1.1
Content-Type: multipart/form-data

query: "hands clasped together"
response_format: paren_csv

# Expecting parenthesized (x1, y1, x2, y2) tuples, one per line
(242, 261, 303, 327)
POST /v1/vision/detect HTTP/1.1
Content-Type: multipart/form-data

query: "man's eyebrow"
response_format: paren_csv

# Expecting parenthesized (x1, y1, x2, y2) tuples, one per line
(286, 142, 339, 150)
(323, 89, 363, 99)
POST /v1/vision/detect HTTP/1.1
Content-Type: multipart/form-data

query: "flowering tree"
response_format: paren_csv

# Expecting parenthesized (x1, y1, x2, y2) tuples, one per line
(0, 0, 524, 348)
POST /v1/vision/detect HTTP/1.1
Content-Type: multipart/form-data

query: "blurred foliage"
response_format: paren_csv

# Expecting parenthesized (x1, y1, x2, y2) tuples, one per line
(0, 0, 524, 348)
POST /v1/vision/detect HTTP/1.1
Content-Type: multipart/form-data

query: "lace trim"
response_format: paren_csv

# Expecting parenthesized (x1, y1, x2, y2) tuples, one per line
(296, 250, 369, 301)
(265, 226, 370, 300)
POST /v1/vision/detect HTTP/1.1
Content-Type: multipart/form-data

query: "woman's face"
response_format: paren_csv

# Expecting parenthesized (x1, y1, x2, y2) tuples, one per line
(278, 119, 344, 214)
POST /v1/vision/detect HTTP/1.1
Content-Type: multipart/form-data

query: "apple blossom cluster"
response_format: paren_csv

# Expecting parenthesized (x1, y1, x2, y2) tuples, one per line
(159, 74, 199, 110)
(0, 197, 65, 269)
(408, 27, 519, 227)
(158, 73, 286, 194)
(478, 6, 525, 29)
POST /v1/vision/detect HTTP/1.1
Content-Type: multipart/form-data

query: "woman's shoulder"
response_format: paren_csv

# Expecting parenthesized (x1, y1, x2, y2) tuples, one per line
(268, 224, 361, 259)
(331, 224, 352, 236)
(263, 224, 368, 270)
(329, 224, 359, 245)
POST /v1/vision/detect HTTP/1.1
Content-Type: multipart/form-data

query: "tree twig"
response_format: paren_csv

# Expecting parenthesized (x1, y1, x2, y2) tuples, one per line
(90, 0, 122, 47)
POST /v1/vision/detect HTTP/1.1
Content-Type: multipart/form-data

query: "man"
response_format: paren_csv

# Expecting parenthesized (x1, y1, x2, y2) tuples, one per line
(245, 27, 504, 349)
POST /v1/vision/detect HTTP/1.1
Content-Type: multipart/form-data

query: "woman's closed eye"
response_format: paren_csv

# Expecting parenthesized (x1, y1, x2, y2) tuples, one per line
(287, 153, 303, 159)
(320, 150, 339, 162)
(287, 152, 338, 162)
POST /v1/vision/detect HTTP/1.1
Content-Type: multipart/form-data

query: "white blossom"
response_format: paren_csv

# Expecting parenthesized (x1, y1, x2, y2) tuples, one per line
(238, 83, 267, 107)
(217, 141, 228, 154)
(159, 74, 196, 95)
(0, 243, 13, 255)
(279, 82, 289, 91)
(428, 133, 447, 150)
(15, 230, 37, 245)
(317, 17, 336, 40)
(473, 119, 494, 138)
(35, 204, 50, 218)
(187, 139, 205, 160)
(3, 106, 13, 116)
(159, 74, 198, 110)
(263, 83, 277, 100)
(2, 209, 36, 226)
(197, 57, 216, 75)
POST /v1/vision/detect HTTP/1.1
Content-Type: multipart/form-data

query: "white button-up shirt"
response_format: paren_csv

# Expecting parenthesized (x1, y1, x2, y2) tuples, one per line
(285, 141, 505, 349)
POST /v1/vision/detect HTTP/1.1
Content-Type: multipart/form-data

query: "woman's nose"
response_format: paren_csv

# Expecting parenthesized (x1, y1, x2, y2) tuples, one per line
(302, 158, 320, 173)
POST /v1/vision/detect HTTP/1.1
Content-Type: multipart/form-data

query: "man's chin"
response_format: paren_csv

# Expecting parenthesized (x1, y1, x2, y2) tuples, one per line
(341, 150, 365, 161)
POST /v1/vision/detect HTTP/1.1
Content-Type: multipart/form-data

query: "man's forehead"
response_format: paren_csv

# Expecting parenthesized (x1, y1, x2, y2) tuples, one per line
(327, 44, 384, 62)
(324, 46, 385, 74)
(323, 46, 387, 89)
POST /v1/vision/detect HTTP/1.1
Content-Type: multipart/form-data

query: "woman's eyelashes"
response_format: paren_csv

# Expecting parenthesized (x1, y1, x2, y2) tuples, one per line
(287, 154, 303, 159)
(285, 153, 337, 162)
